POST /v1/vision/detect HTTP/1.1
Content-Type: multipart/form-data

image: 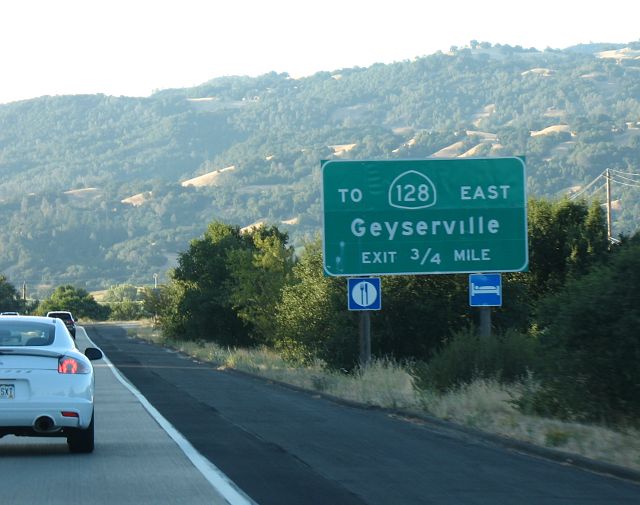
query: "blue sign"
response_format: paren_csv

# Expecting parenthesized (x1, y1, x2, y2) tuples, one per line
(348, 277, 381, 311)
(469, 274, 502, 307)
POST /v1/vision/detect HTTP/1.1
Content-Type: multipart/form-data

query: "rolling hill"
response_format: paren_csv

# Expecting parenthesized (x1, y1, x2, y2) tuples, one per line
(1, 41, 639, 295)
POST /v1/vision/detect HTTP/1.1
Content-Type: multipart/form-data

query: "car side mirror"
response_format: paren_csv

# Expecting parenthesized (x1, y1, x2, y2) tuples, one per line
(84, 347, 103, 361)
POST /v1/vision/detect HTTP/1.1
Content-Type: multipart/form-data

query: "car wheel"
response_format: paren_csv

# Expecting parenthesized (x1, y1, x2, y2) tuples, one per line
(67, 412, 94, 453)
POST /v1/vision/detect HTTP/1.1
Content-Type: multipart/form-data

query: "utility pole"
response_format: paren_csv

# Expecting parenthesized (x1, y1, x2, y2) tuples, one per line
(152, 273, 159, 325)
(605, 168, 613, 242)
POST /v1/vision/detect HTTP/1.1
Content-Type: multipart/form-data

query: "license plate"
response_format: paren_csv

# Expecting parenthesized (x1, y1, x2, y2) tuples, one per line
(0, 384, 15, 399)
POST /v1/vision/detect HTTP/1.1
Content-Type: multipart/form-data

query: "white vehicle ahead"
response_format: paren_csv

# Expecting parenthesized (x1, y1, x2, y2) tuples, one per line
(0, 315, 103, 453)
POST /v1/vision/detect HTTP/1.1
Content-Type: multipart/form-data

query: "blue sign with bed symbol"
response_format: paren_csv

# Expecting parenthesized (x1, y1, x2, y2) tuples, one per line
(469, 273, 502, 307)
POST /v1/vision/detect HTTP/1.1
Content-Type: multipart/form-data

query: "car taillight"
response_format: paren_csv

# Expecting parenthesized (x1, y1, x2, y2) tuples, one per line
(58, 356, 90, 374)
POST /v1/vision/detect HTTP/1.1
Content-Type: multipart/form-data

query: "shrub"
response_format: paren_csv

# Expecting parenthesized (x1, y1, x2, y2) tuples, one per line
(274, 241, 358, 369)
(412, 327, 539, 392)
(531, 236, 640, 424)
(107, 300, 147, 320)
(37, 285, 110, 320)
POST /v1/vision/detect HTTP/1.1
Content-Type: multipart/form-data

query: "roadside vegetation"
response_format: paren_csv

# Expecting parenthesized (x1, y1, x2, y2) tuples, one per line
(126, 197, 639, 471)
(3, 196, 640, 470)
(128, 322, 640, 472)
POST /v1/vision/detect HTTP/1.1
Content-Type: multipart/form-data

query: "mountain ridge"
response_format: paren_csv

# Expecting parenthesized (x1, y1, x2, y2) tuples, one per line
(1, 41, 639, 294)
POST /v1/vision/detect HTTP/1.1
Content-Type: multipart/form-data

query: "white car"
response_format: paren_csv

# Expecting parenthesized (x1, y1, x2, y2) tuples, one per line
(0, 315, 103, 453)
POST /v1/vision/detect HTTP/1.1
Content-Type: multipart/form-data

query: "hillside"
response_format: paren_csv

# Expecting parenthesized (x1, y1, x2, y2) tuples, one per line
(1, 41, 639, 294)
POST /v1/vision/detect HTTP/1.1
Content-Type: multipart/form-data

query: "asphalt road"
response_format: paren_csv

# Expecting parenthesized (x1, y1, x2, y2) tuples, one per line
(86, 323, 640, 505)
(0, 327, 231, 505)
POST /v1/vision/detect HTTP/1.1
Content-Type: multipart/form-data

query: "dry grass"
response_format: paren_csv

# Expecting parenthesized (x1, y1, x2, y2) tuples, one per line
(127, 321, 640, 472)
(530, 124, 571, 137)
(180, 165, 235, 188)
(417, 379, 640, 470)
(430, 140, 466, 157)
(121, 191, 151, 207)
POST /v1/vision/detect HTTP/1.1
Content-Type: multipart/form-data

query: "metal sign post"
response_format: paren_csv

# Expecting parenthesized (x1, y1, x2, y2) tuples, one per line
(478, 307, 492, 338)
(323, 159, 527, 362)
(469, 273, 503, 338)
(347, 277, 381, 366)
(359, 311, 371, 367)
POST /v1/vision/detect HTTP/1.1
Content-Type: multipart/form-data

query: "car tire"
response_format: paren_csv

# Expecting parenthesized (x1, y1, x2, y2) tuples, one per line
(67, 412, 95, 453)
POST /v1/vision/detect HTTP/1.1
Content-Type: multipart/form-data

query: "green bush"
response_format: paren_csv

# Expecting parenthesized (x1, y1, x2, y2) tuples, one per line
(275, 241, 358, 369)
(37, 285, 110, 320)
(514, 376, 601, 423)
(528, 236, 640, 424)
(107, 300, 147, 321)
(412, 328, 539, 392)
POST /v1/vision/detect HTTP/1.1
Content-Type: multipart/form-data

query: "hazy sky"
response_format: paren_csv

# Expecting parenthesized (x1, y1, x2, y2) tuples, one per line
(1, 0, 638, 104)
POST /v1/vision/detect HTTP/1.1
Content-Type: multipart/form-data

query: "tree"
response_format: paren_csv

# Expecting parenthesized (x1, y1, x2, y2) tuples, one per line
(525, 198, 609, 299)
(108, 300, 145, 321)
(152, 282, 188, 337)
(36, 285, 110, 320)
(372, 274, 470, 361)
(103, 284, 146, 320)
(141, 286, 162, 321)
(163, 221, 296, 347)
(0, 275, 21, 313)
(532, 235, 640, 422)
(103, 284, 142, 302)
(275, 240, 358, 368)
(226, 225, 295, 345)
(161, 221, 253, 346)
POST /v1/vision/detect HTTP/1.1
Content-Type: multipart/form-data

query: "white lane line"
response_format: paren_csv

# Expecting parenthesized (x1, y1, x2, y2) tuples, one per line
(82, 327, 256, 505)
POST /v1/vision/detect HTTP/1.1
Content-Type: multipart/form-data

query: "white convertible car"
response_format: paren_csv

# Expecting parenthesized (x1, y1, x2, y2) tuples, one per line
(0, 315, 103, 453)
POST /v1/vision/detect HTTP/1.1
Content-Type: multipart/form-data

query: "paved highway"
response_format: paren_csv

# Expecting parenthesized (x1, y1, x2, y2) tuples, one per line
(0, 327, 238, 505)
(85, 323, 640, 505)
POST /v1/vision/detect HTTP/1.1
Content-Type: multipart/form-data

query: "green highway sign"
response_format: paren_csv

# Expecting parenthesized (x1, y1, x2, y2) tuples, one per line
(322, 157, 528, 276)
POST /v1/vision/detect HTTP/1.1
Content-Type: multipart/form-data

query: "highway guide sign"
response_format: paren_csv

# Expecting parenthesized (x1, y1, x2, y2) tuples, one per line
(469, 273, 502, 307)
(348, 277, 382, 311)
(322, 157, 528, 276)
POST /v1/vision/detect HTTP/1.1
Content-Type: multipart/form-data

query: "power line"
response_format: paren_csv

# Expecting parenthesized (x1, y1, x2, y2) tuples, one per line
(567, 168, 640, 243)
(610, 168, 640, 177)
(609, 172, 640, 185)
(569, 169, 640, 200)
(608, 177, 640, 189)
(590, 183, 607, 196)
(609, 171, 640, 182)
(569, 171, 605, 200)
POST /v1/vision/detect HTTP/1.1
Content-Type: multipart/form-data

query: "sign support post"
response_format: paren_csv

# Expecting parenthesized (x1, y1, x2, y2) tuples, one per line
(323, 159, 527, 360)
(347, 277, 380, 367)
(479, 307, 492, 338)
(469, 273, 502, 338)
(359, 311, 372, 366)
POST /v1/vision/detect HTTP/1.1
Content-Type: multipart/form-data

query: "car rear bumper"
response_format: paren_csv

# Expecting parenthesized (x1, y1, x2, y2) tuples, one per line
(0, 398, 94, 431)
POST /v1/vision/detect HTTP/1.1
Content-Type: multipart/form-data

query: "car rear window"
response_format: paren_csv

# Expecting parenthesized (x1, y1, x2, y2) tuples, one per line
(48, 312, 73, 322)
(0, 322, 56, 346)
